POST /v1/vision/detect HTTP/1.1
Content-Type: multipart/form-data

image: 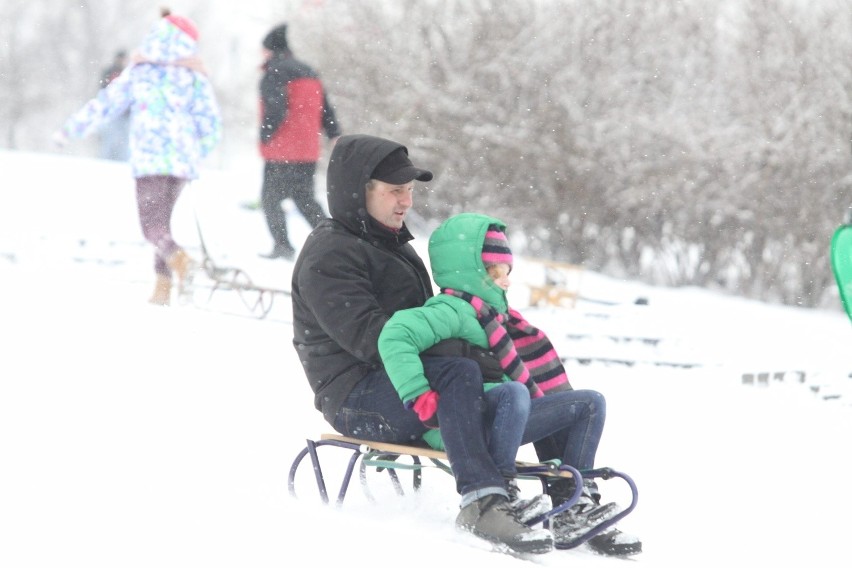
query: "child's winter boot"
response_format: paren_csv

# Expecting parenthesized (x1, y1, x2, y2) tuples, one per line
(166, 248, 196, 295)
(149, 274, 172, 306)
(505, 477, 552, 524)
(548, 478, 641, 555)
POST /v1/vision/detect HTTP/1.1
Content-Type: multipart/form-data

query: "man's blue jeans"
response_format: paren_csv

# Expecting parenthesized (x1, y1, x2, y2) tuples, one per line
(333, 357, 507, 498)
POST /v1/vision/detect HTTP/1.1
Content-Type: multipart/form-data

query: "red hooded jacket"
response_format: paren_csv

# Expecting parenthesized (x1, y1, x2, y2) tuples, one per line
(258, 51, 341, 162)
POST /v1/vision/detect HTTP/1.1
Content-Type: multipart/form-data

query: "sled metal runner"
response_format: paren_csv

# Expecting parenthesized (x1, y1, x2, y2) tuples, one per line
(288, 433, 638, 550)
(196, 256, 288, 319)
(193, 217, 289, 319)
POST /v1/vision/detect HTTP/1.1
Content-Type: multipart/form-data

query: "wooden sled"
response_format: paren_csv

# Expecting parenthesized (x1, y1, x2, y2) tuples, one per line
(524, 259, 584, 308)
(288, 433, 638, 550)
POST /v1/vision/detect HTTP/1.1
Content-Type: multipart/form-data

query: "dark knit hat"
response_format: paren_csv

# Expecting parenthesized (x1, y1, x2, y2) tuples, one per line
(263, 24, 289, 52)
(482, 226, 513, 268)
(371, 147, 433, 184)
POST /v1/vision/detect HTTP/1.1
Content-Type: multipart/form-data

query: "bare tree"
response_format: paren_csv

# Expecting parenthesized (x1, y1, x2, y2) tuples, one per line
(4, 0, 852, 308)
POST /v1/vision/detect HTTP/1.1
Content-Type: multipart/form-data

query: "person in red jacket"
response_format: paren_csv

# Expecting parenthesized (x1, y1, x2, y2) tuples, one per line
(258, 23, 342, 260)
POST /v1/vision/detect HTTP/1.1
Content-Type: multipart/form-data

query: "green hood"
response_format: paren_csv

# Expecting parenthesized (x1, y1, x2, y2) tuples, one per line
(427, 213, 509, 314)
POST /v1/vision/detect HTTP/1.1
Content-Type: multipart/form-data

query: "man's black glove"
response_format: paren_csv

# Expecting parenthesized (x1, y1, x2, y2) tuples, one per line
(468, 344, 504, 381)
(420, 338, 504, 382)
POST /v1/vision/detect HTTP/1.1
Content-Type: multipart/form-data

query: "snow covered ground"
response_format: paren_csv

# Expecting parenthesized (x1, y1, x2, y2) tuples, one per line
(1, 150, 851, 567)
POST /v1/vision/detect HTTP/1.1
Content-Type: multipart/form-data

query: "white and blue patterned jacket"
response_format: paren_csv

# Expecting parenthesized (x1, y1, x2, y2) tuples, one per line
(61, 18, 222, 180)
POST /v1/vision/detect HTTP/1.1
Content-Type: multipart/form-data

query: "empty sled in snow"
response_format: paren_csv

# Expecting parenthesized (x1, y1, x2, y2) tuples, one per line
(186, 216, 290, 319)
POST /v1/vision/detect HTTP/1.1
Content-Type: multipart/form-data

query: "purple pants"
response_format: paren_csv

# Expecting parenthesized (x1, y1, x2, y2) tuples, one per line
(135, 175, 186, 277)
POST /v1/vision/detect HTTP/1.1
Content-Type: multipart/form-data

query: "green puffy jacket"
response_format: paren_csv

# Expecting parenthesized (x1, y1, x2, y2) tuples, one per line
(378, 213, 512, 449)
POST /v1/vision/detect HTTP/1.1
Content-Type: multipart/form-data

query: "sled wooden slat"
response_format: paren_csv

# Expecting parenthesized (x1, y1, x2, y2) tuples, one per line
(319, 433, 450, 461)
(318, 433, 576, 478)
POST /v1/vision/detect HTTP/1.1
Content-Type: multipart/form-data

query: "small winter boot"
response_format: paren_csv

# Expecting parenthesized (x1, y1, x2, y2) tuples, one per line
(166, 249, 196, 295)
(548, 478, 620, 545)
(587, 527, 642, 556)
(456, 494, 554, 555)
(506, 478, 552, 524)
(149, 274, 172, 306)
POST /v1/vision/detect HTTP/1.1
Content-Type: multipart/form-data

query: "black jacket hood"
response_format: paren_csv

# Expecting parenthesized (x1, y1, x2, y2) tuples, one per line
(326, 134, 412, 236)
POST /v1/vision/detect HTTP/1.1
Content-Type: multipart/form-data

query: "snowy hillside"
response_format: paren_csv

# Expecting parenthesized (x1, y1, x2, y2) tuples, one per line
(1, 150, 851, 568)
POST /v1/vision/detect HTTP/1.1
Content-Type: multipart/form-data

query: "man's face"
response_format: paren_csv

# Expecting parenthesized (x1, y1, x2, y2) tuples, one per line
(366, 180, 414, 229)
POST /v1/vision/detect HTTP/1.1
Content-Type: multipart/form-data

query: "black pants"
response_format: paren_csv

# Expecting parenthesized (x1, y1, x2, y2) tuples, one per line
(261, 161, 325, 249)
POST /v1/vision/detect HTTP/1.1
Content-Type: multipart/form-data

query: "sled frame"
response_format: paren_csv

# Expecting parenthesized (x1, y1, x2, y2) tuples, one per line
(288, 433, 638, 550)
(193, 216, 290, 319)
(197, 257, 288, 318)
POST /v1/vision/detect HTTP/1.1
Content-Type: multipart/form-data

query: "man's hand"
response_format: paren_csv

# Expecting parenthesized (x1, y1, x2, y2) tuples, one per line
(468, 345, 503, 381)
(421, 339, 504, 381)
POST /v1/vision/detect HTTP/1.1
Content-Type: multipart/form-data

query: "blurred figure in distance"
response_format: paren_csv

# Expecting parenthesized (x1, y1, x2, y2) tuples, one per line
(257, 23, 342, 260)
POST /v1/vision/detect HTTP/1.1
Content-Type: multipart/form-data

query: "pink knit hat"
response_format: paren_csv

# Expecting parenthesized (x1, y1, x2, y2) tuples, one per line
(482, 227, 513, 268)
(162, 8, 199, 41)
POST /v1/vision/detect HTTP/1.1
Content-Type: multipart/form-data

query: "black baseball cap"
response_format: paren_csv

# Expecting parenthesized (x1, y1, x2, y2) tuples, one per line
(371, 148, 433, 184)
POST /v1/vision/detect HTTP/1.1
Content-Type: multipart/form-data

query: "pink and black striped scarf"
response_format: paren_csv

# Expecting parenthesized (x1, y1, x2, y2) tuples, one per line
(443, 288, 572, 397)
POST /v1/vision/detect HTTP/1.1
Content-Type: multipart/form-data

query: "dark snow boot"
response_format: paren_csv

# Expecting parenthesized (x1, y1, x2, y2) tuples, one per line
(260, 243, 295, 260)
(505, 478, 552, 524)
(548, 478, 621, 546)
(587, 528, 642, 556)
(456, 494, 553, 555)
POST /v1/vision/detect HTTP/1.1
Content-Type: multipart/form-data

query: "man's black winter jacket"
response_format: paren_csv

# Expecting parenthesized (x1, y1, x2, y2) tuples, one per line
(290, 135, 433, 424)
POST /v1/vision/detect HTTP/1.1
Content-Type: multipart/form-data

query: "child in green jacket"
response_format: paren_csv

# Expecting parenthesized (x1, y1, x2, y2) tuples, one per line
(379, 212, 571, 457)
(378, 213, 641, 556)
